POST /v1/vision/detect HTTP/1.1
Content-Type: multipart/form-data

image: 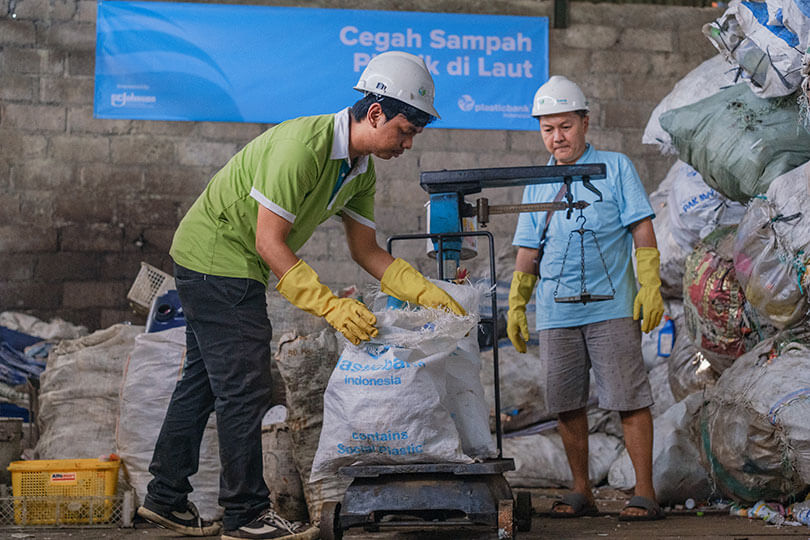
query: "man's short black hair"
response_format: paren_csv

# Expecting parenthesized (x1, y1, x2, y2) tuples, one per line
(351, 93, 435, 128)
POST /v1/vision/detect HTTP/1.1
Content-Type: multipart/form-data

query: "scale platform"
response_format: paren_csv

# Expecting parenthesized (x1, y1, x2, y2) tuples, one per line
(320, 459, 531, 539)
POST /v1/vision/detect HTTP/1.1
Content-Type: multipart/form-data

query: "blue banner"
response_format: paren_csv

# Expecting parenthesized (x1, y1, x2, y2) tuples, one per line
(94, 1, 548, 130)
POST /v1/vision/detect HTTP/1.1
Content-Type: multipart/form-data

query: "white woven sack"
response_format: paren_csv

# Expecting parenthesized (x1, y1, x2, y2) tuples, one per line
(608, 393, 712, 505)
(116, 327, 223, 521)
(504, 432, 623, 488)
(667, 161, 747, 252)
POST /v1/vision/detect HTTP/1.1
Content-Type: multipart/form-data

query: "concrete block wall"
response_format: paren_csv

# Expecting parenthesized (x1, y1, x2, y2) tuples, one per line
(0, 0, 722, 330)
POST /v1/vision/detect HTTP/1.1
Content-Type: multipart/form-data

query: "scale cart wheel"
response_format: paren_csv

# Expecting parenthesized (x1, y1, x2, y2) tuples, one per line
(515, 491, 532, 532)
(498, 498, 515, 539)
(319, 501, 343, 540)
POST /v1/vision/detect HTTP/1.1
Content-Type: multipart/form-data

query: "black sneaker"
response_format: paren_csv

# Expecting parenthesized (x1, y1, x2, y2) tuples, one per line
(137, 500, 222, 536)
(220, 508, 318, 540)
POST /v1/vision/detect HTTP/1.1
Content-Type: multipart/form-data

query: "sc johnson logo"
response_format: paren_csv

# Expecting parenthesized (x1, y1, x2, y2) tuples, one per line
(110, 92, 157, 108)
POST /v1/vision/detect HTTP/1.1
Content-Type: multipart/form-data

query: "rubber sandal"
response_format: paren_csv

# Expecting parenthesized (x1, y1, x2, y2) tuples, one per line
(549, 492, 599, 519)
(618, 495, 666, 521)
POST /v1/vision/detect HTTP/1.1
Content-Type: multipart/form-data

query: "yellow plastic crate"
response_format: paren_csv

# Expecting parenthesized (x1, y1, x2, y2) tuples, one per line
(8, 457, 120, 525)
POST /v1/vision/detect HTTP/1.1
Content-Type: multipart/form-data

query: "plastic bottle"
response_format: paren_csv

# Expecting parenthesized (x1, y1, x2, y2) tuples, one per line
(685, 498, 696, 510)
(385, 295, 407, 310)
(794, 507, 810, 526)
(657, 316, 675, 357)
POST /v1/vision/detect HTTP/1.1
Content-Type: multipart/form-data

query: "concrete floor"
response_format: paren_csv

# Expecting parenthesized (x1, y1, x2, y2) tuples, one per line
(1, 489, 808, 539)
(2, 512, 807, 540)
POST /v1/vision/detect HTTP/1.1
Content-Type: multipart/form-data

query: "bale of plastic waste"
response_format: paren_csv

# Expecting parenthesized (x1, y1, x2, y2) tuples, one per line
(703, 0, 805, 98)
(608, 393, 712, 505)
(660, 83, 810, 203)
(697, 333, 810, 503)
(643, 55, 739, 155)
(733, 162, 810, 330)
(116, 326, 222, 521)
(682, 226, 773, 374)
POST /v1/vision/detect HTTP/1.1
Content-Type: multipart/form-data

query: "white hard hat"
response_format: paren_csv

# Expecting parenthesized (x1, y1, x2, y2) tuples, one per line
(354, 51, 440, 118)
(531, 75, 589, 117)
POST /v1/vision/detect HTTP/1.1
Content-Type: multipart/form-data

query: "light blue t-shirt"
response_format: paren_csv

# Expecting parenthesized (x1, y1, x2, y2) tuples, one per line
(512, 144, 654, 330)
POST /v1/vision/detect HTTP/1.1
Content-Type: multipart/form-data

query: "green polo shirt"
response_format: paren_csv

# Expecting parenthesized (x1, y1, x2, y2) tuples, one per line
(170, 109, 377, 285)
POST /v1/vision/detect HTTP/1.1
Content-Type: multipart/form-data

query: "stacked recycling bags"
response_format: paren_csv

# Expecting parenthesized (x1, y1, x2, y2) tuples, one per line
(631, 0, 810, 506)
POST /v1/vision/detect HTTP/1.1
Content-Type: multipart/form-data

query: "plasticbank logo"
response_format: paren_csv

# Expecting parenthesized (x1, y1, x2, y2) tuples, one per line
(110, 92, 157, 108)
(458, 94, 475, 112)
(457, 94, 531, 118)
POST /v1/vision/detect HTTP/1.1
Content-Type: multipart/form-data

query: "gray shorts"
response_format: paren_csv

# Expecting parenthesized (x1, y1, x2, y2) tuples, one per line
(539, 317, 653, 414)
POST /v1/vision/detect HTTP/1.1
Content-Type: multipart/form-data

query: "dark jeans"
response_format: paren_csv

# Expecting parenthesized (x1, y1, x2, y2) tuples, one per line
(144, 263, 272, 531)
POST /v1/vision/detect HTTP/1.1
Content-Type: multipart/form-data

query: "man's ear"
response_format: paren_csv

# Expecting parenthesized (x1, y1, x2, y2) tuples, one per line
(367, 102, 384, 128)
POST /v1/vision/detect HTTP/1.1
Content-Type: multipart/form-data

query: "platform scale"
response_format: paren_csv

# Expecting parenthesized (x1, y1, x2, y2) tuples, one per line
(319, 164, 607, 540)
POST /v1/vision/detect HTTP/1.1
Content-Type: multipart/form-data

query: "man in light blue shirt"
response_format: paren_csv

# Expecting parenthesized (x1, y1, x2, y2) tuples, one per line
(507, 76, 665, 521)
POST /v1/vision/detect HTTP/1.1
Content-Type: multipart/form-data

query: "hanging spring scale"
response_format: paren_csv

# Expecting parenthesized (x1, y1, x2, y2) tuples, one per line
(552, 207, 616, 304)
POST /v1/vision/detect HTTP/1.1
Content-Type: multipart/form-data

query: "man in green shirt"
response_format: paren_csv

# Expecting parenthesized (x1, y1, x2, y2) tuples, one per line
(137, 51, 464, 540)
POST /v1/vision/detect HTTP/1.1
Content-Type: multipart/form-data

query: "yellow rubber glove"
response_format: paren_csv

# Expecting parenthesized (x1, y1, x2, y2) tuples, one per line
(380, 258, 466, 316)
(633, 247, 665, 333)
(507, 271, 537, 353)
(276, 260, 377, 345)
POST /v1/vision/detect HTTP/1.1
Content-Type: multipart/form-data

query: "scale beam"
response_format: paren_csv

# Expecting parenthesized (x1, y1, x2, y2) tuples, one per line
(475, 199, 590, 227)
(420, 164, 606, 196)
